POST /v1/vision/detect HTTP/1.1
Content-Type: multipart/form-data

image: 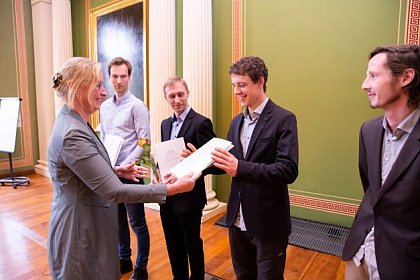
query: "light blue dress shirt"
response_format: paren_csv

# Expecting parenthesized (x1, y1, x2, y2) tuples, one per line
(100, 91, 150, 165)
(170, 106, 191, 140)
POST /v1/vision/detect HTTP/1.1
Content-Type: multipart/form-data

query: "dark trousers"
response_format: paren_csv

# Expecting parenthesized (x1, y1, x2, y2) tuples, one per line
(229, 225, 288, 280)
(160, 203, 205, 280)
(118, 178, 150, 268)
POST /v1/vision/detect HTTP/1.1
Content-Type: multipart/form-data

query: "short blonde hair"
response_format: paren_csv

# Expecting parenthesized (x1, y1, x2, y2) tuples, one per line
(52, 57, 102, 110)
(162, 76, 189, 96)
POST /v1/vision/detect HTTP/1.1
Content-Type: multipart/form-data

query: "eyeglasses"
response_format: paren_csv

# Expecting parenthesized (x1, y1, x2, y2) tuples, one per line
(96, 81, 105, 91)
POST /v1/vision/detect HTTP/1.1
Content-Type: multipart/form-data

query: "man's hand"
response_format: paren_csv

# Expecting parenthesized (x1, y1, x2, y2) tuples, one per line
(162, 172, 177, 184)
(211, 147, 238, 177)
(180, 143, 197, 158)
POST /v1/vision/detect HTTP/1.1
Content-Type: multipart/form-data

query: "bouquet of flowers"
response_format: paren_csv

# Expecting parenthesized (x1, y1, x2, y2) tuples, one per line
(135, 136, 160, 182)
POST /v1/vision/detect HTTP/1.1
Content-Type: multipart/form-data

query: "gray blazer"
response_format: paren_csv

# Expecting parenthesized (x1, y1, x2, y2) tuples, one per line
(47, 105, 166, 280)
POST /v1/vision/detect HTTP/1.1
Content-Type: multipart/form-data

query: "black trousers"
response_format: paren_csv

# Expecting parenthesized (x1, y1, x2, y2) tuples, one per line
(160, 202, 205, 280)
(229, 225, 288, 280)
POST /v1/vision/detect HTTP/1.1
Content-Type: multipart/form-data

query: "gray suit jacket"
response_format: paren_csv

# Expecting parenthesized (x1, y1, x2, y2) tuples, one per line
(47, 105, 166, 280)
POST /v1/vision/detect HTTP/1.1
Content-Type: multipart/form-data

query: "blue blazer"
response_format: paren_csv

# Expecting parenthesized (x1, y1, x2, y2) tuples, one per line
(225, 99, 299, 239)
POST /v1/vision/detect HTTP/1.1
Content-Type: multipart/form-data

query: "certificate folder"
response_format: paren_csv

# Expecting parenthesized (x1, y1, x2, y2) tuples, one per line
(154, 137, 186, 179)
(103, 135, 123, 167)
(170, 137, 233, 178)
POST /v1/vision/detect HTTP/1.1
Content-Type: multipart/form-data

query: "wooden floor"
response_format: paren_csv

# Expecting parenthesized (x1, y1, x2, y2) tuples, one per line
(0, 174, 345, 279)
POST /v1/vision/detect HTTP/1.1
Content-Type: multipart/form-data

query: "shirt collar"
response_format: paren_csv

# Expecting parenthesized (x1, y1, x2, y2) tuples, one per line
(173, 106, 191, 122)
(242, 97, 269, 121)
(382, 107, 420, 137)
(112, 91, 131, 104)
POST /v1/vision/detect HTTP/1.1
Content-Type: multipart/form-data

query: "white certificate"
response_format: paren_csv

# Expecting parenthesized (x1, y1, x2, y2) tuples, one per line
(154, 137, 186, 179)
(170, 137, 234, 178)
(103, 135, 123, 168)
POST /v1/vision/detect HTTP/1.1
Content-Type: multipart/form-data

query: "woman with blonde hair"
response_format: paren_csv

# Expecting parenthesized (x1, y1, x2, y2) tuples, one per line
(47, 57, 199, 279)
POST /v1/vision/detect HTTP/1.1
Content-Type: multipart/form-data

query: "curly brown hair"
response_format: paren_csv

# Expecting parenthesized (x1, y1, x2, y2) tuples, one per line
(229, 56, 268, 92)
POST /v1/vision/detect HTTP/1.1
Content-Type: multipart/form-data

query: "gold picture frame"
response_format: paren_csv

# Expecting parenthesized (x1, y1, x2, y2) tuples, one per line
(89, 0, 148, 128)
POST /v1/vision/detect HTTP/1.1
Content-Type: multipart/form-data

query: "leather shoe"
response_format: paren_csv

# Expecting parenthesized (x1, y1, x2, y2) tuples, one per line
(129, 266, 148, 280)
(120, 259, 133, 274)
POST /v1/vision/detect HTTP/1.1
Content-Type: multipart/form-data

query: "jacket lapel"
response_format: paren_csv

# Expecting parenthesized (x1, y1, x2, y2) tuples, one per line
(245, 100, 272, 160)
(375, 118, 420, 203)
(162, 117, 172, 141)
(88, 123, 112, 166)
(231, 114, 245, 160)
(367, 119, 384, 198)
(177, 109, 194, 138)
(64, 106, 112, 167)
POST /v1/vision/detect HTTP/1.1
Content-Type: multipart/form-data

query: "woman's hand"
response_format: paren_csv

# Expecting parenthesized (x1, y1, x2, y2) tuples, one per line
(166, 172, 201, 196)
(114, 164, 150, 182)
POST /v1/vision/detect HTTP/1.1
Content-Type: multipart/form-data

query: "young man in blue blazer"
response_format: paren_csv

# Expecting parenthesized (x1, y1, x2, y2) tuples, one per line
(211, 56, 299, 279)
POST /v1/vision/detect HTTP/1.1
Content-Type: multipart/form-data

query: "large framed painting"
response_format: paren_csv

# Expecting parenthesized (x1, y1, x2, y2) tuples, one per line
(89, 0, 148, 127)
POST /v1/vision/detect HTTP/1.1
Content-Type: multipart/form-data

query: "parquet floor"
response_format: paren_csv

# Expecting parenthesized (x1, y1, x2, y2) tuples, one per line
(0, 173, 345, 279)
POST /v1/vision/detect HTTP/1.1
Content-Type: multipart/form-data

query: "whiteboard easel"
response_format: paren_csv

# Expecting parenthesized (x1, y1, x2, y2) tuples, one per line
(0, 98, 30, 188)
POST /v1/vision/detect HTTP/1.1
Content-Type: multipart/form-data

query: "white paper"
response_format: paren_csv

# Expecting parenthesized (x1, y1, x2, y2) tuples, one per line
(0, 98, 20, 153)
(103, 135, 123, 167)
(154, 137, 186, 179)
(170, 137, 233, 178)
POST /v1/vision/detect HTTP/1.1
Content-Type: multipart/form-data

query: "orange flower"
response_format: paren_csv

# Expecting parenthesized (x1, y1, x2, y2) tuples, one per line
(135, 136, 159, 181)
(137, 137, 149, 147)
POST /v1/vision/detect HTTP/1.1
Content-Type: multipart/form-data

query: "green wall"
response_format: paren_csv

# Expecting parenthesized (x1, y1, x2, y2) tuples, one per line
(23, 0, 38, 171)
(0, 0, 20, 165)
(242, 0, 404, 226)
(72, 1, 88, 57)
(213, 0, 235, 203)
(176, 0, 183, 76)
(0, 0, 38, 175)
